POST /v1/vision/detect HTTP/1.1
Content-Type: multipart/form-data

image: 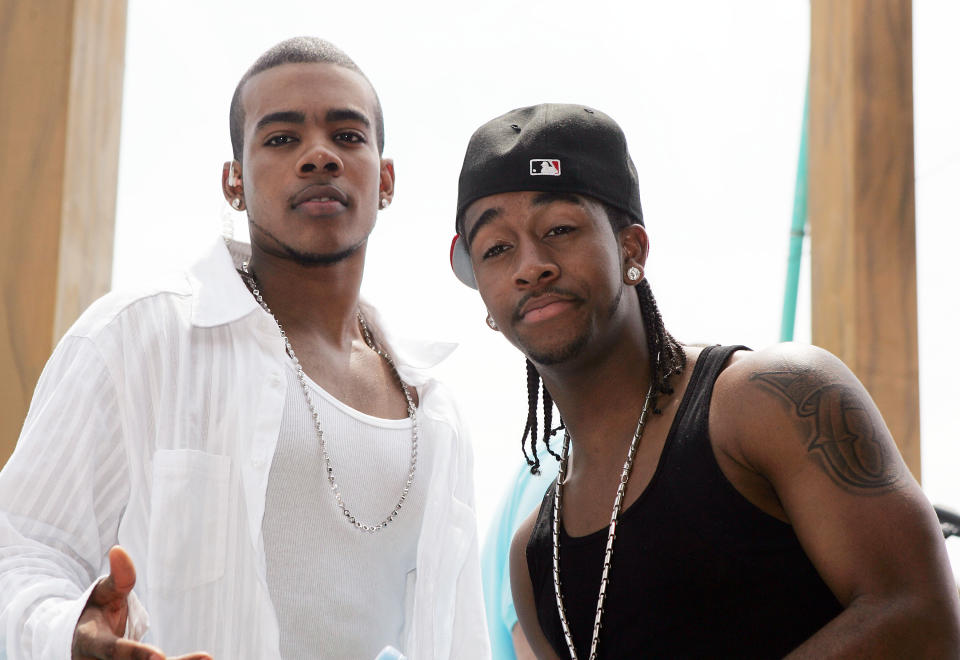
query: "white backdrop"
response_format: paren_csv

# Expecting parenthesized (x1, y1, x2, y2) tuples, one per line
(113, 1, 959, 571)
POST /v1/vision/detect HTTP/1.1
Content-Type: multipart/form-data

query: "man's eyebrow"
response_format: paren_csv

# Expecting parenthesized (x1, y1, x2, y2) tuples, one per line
(326, 108, 371, 128)
(466, 192, 583, 246)
(531, 191, 584, 207)
(466, 207, 503, 247)
(255, 110, 305, 131)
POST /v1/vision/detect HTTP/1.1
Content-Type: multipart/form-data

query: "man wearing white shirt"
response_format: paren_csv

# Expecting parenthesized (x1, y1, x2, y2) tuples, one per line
(0, 37, 488, 660)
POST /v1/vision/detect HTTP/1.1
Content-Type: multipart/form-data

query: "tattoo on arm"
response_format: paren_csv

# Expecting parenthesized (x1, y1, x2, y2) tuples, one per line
(750, 369, 900, 492)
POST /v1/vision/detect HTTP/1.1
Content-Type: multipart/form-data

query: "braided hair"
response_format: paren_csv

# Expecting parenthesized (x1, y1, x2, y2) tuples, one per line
(521, 203, 686, 474)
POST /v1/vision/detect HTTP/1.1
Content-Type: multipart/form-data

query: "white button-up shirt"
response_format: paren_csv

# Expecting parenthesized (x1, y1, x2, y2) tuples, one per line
(0, 238, 490, 660)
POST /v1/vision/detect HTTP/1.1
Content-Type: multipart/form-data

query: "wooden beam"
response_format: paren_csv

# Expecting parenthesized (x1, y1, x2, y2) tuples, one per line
(809, 0, 920, 479)
(0, 0, 127, 466)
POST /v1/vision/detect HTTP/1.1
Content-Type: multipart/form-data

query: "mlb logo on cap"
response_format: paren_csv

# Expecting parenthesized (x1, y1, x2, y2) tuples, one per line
(530, 159, 561, 176)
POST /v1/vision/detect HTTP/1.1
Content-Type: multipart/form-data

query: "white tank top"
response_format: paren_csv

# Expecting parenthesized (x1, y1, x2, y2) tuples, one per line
(262, 362, 428, 659)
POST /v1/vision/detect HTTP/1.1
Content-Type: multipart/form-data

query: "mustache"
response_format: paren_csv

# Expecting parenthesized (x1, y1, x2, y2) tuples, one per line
(512, 287, 584, 324)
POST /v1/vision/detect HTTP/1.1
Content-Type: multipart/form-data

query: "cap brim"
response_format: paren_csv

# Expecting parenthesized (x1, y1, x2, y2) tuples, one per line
(450, 234, 477, 289)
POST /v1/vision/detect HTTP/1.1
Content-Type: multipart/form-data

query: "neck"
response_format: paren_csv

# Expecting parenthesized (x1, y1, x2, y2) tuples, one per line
(538, 317, 653, 473)
(246, 242, 366, 350)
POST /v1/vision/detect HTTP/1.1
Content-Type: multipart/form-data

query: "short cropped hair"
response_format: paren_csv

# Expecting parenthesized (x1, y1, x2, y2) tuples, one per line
(228, 37, 385, 161)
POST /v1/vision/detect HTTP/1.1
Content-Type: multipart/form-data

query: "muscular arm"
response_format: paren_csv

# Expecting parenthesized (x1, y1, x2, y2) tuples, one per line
(509, 511, 562, 660)
(712, 344, 960, 658)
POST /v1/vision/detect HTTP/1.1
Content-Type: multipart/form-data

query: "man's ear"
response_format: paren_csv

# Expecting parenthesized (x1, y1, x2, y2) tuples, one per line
(221, 160, 244, 210)
(620, 223, 649, 269)
(379, 158, 395, 206)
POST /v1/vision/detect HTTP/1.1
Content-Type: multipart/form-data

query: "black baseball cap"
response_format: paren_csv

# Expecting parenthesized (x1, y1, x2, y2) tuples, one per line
(451, 103, 644, 289)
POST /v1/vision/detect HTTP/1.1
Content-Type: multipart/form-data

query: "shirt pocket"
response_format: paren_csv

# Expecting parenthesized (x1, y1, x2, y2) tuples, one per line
(148, 449, 231, 593)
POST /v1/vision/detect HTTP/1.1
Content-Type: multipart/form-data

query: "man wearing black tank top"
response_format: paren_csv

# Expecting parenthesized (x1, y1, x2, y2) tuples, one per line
(449, 104, 960, 659)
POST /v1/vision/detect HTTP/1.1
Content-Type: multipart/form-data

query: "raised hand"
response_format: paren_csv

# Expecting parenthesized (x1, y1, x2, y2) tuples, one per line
(71, 546, 211, 660)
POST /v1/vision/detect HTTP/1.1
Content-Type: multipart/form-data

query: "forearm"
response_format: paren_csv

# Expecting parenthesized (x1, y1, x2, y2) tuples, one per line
(0, 459, 125, 657)
(0, 538, 98, 660)
(1, 539, 151, 659)
(786, 593, 960, 659)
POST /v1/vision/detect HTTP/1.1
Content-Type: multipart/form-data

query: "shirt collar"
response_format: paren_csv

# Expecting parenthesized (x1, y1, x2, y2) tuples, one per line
(187, 237, 457, 375)
(188, 237, 259, 328)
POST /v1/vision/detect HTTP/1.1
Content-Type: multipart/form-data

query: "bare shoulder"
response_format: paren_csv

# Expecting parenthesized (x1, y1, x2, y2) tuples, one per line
(711, 342, 907, 494)
(714, 341, 851, 395)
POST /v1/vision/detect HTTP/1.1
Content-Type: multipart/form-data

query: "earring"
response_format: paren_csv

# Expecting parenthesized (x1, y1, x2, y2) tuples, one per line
(379, 197, 390, 210)
(485, 314, 498, 331)
(232, 198, 242, 210)
(627, 266, 642, 282)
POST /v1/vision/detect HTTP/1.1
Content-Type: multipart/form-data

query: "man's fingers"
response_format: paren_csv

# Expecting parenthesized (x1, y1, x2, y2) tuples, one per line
(90, 546, 137, 605)
(111, 638, 166, 660)
(107, 546, 137, 592)
(74, 630, 164, 660)
(75, 634, 209, 660)
(74, 548, 209, 660)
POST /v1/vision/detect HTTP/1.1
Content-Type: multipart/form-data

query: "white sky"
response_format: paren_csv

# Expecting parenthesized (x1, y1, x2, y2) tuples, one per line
(113, 1, 959, 572)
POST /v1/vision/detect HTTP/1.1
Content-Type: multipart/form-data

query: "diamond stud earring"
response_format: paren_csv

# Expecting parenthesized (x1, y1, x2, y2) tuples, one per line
(232, 198, 242, 210)
(486, 314, 498, 331)
(627, 266, 642, 282)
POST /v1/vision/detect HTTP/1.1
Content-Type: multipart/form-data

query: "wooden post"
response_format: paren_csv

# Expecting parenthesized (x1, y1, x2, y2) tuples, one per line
(0, 0, 127, 466)
(809, 0, 921, 479)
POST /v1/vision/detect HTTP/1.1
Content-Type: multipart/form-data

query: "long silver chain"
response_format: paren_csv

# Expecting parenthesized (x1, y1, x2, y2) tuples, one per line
(240, 262, 418, 533)
(552, 381, 655, 660)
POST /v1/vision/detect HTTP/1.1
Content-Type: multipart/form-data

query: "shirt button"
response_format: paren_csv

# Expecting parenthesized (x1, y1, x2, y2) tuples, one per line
(251, 455, 266, 469)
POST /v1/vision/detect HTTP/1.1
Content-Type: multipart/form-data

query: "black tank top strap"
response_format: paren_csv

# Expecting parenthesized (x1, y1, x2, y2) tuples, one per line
(670, 343, 748, 437)
(527, 477, 558, 607)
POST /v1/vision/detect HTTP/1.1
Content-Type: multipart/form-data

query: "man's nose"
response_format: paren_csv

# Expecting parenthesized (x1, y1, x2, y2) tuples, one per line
(513, 243, 559, 288)
(296, 141, 343, 175)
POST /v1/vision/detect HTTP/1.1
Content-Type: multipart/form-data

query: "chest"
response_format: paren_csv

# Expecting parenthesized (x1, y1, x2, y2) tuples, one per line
(558, 392, 684, 538)
(261, 372, 428, 655)
(293, 338, 416, 420)
(559, 429, 670, 537)
(533, 445, 841, 660)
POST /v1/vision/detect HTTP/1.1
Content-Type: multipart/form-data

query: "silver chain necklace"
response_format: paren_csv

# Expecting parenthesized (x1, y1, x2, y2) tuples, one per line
(552, 381, 655, 660)
(240, 262, 418, 533)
